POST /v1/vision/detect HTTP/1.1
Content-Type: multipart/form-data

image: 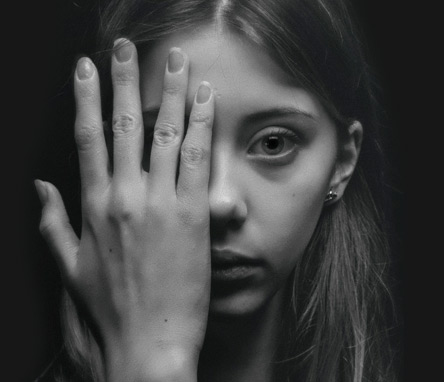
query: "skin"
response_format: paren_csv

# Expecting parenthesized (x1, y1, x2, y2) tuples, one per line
(141, 25, 341, 319)
(35, 23, 362, 382)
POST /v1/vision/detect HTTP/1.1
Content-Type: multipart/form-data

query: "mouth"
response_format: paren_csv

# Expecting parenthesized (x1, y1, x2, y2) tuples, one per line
(211, 249, 264, 282)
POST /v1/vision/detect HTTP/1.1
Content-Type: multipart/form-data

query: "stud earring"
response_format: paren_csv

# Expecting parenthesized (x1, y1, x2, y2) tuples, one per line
(324, 189, 338, 203)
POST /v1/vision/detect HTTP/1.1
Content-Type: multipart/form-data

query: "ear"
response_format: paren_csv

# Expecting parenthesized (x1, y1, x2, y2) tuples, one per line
(327, 120, 363, 203)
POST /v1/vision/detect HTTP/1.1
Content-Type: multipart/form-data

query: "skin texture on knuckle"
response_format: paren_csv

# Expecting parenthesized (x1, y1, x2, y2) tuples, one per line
(162, 82, 183, 96)
(107, 205, 135, 225)
(112, 113, 139, 136)
(107, 191, 139, 224)
(189, 111, 212, 127)
(74, 122, 103, 149)
(180, 145, 206, 166)
(153, 122, 180, 146)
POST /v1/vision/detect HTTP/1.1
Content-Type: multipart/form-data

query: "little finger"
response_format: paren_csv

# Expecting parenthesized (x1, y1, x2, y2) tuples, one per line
(74, 57, 109, 191)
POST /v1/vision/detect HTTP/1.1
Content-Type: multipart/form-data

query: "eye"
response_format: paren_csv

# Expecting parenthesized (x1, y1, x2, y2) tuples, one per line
(261, 135, 285, 155)
(248, 127, 301, 163)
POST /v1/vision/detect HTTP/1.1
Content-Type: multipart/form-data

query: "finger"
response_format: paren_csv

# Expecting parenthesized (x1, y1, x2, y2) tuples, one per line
(176, 82, 214, 200)
(149, 48, 189, 190)
(111, 38, 144, 182)
(74, 57, 109, 191)
(35, 180, 79, 281)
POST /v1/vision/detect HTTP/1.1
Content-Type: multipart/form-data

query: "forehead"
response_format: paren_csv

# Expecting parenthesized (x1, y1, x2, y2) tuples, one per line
(139, 24, 323, 118)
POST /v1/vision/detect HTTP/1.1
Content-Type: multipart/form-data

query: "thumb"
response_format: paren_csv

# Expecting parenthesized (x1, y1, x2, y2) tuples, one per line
(35, 179, 79, 281)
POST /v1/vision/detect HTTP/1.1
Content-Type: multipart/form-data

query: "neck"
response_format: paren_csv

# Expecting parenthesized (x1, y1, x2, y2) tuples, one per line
(198, 289, 286, 382)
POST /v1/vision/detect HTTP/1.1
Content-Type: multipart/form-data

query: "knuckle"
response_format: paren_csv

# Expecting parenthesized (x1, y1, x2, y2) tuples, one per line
(107, 192, 135, 223)
(107, 202, 135, 223)
(163, 83, 182, 96)
(153, 122, 180, 146)
(189, 111, 212, 126)
(112, 113, 139, 136)
(181, 145, 206, 166)
(74, 121, 102, 148)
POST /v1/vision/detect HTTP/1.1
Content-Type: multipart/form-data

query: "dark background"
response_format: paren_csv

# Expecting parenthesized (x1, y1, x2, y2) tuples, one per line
(6, 1, 411, 380)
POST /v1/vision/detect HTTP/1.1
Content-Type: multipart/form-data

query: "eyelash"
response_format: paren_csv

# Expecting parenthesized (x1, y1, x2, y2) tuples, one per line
(247, 127, 302, 164)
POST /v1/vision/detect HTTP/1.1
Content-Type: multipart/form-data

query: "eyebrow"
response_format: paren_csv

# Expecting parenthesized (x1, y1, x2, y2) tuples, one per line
(142, 106, 316, 124)
(241, 107, 317, 125)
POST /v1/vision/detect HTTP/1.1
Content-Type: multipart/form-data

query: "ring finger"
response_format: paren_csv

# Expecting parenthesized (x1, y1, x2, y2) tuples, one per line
(148, 48, 189, 191)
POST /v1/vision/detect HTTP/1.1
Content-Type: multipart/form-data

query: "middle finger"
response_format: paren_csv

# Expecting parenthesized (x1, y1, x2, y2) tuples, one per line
(111, 38, 144, 183)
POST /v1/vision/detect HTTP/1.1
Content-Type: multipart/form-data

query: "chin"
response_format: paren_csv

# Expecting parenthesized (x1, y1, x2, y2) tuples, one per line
(208, 285, 280, 322)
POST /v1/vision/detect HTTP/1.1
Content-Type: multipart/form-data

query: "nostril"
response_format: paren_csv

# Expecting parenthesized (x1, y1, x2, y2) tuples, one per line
(209, 192, 247, 231)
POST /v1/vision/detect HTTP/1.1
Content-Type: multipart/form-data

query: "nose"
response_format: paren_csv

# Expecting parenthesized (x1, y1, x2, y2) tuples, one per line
(209, 151, 247, 230)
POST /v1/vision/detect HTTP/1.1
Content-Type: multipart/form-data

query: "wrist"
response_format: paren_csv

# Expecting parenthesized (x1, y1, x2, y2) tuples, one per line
(105, 343, 199, 382)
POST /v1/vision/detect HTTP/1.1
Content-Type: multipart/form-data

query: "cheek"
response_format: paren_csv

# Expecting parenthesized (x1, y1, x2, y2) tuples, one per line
(248, 164, 332, 273)
(256, 189, 322, 264)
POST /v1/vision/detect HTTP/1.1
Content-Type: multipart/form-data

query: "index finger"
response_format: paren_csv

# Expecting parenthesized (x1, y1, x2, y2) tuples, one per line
(74, 57, 109, 192)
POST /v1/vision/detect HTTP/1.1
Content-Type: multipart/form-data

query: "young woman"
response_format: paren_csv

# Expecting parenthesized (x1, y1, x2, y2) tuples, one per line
(34, 0, 399, 381)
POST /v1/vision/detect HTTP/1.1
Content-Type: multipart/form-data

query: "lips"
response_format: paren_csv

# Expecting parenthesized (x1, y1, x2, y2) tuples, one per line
(211, 249, 264, 282)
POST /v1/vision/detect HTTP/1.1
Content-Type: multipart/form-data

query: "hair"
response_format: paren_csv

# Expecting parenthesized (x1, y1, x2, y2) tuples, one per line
(50, 1, 399, 381)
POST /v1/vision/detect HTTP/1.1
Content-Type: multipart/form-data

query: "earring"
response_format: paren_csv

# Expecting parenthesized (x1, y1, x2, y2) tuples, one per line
(324, 189, 338, 203)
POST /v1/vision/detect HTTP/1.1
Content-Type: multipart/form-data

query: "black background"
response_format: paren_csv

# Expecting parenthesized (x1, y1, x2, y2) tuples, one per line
(6, 1, 412, 380)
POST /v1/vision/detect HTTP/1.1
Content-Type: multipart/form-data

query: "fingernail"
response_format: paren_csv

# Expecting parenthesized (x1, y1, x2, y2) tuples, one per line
(196, 82, 212, 104)
(34, 179, 48, 206)
(77, 57, 94, 80)
(114, 38, 133, 63)
(168, 48, 184, 73)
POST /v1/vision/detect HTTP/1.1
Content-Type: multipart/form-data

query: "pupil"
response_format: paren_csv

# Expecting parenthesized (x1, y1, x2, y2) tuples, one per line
(265, 136, 280, 150)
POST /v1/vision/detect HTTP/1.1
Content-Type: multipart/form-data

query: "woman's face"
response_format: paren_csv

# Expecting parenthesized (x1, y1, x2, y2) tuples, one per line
(140, 25, 340, 318)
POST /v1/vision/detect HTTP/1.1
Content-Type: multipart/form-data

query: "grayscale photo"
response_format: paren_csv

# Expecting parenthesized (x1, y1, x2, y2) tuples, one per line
(14, 1, 406, 381)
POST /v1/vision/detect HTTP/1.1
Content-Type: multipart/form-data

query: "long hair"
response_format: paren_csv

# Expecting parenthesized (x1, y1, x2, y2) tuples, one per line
(53, 1, 398, 381)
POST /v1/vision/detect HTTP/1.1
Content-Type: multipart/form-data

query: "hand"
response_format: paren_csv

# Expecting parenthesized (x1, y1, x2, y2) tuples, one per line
(35, 39, 214, 381)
